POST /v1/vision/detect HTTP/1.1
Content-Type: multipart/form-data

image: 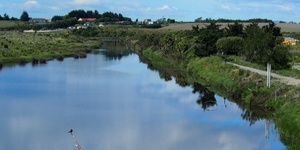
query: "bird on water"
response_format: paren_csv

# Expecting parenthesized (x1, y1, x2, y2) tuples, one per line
(68, 129, 73, 134)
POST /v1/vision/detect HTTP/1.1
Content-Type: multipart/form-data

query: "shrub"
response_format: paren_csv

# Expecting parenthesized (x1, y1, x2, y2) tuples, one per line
(57, 54, 64, 61)
(32, 57, 39, 64)
(39, 58, 47, 64)
(19, 58, 27, 65)
(216, 36, 244, 55)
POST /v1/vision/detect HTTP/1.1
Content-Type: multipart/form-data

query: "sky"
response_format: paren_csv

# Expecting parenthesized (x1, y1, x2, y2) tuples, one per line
(1, 0, 300, 22)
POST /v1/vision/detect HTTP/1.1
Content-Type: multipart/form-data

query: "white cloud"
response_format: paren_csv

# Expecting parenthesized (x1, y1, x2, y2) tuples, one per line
(141, 7, 152, 12)
(220, 4, 241, 11)
(278, 5, 293, 12)
(221, 4, 231, 10)
(49, 6, 60, 11)
(158, 4, 171, 10)
(71, 0, 102, 5)
(158, 4, 177, 11)
(24, 0, 40, 8)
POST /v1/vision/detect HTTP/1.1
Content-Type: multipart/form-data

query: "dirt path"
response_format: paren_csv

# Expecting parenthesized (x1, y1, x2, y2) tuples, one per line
(228, 62, 300, 86)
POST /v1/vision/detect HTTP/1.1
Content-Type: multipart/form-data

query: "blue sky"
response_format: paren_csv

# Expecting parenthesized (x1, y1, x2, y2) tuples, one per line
(1, 0, 300, 22)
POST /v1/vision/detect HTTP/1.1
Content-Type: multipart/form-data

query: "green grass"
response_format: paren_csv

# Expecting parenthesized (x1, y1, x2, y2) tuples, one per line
(186, 56, 242, 91)
(0, 21, 27, 28)
(227, 55, 300, 79)
(0, 31, 101, 64)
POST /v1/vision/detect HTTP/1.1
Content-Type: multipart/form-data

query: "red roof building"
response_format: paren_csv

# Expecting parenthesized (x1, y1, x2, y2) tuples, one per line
(78, 18, 96, 22)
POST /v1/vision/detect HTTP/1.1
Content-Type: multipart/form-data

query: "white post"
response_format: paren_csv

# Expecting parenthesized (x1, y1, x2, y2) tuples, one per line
(267, 63, 271, 88)
(267, 63, 269, 86)
(269, 64, 271, 88)
(265, 119, 270, 139)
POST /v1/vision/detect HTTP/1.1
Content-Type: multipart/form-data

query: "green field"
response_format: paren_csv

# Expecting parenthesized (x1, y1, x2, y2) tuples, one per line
(0, 21, 28, 28)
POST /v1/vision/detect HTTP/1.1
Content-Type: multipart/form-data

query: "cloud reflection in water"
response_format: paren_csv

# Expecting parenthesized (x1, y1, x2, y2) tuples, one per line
(0, 54, 284, 150)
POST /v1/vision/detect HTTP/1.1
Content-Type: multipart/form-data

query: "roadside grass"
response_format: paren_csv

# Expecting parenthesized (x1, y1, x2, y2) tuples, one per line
(186, 56, 240, 90)
(228, 55, 300, 79)
(228, 55, 266, 70)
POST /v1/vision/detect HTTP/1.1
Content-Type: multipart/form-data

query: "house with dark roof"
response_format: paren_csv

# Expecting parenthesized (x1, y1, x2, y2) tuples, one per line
(29, 18, 49, 24)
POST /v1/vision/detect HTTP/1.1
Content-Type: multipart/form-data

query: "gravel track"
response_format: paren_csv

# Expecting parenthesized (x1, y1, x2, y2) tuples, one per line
(229, 63, 300, 85)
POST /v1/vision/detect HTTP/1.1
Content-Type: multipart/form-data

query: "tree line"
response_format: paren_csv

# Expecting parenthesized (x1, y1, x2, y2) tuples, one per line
(52, 10, 132, 23)
(0, 13, 19, 21)
(0, 10, 132, 31)
(0, 10, 132, 23)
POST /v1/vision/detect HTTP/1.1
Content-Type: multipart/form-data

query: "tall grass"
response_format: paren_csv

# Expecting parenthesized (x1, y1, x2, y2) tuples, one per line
(0, 31, 100, 65)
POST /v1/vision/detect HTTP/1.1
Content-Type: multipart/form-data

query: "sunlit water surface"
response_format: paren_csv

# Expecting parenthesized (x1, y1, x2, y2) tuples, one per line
(0, 51, 284, 150)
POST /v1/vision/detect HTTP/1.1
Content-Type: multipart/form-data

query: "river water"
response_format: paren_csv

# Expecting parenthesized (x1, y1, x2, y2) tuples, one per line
(0, 49, 285, 150)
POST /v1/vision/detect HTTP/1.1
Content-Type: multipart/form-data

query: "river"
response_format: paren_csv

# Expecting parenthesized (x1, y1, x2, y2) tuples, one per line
(0, 48, 285, 150)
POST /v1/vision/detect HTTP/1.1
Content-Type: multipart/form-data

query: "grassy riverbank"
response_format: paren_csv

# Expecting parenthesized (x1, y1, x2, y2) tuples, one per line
(1, 26, 300, 149)
(136, 46, 300, 149)
(0, 31, 101, 66)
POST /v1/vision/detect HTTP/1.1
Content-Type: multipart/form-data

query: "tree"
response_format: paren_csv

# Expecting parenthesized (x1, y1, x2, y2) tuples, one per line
(93, 10, 100, 18)
(269, 45, 291, 69)
(20, 11, 30, 21)
(194, 22, 224, 57)
(167, 18, 175, 24)
(86, 10, 94, 18)
(3, 13, 9, 20)
(216, 37, 243, 55)
(225, 22, 244, 37)
(243, 22, 270, 63)
(242, 22, 290, 69)
(51, 15, 64, 22)
(118, 13, 124, 21)
(68, 10, 87, 19)
(192, 83, 217, 111)
(195, 17, 202, 23)
(0, 15, 3, 20)
(11, 17, 18, 21)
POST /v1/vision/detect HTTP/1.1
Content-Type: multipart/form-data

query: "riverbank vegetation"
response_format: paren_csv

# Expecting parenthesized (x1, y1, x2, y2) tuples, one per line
(1, 18, 300, 148)
(0, 31, 101, 65)
(133, 22, 300, 149)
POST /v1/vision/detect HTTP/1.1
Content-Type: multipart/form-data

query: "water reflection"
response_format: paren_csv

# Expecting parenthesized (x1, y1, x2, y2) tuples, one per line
(0, 51, 284, 150)
(139, 53, 275, 127)
(192, 83, 217, 111)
